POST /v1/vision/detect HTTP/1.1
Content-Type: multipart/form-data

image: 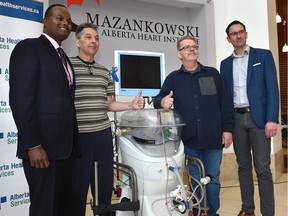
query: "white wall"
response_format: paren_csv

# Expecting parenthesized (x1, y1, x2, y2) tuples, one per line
(214, 0, 271, 69)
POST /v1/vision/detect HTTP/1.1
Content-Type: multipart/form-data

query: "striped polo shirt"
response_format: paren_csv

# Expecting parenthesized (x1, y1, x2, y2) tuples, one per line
(70, 56, 115, 133)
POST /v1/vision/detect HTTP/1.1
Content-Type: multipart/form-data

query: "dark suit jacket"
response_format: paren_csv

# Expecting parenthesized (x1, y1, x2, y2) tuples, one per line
(9, 35, 78, 160)
(220, 47, 279, 128)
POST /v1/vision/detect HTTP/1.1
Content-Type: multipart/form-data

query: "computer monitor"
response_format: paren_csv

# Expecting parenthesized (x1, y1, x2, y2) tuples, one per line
(114, 50, 165, 97)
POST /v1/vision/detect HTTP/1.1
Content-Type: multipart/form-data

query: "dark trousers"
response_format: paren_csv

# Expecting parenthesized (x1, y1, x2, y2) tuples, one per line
(233, 112, 275, 216)
(23, 158, 73, 216)
(70, 128, 114, 216)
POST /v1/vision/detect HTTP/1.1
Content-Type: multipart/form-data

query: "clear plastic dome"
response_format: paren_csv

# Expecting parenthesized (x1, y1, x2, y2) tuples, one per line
(117, 109, 185, 157)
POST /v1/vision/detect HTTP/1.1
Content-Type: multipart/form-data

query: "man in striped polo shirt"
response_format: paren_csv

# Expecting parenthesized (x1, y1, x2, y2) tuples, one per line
(69, 23, 145, 216)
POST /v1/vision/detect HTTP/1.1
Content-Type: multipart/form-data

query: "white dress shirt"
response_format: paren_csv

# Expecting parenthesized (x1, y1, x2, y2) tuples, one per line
(232, 45, 250, 108)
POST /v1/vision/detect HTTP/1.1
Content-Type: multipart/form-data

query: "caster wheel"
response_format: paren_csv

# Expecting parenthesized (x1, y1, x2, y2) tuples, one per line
(178, 204, 186, 214)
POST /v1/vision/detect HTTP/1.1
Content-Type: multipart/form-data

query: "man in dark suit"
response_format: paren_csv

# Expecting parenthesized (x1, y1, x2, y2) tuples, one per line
(220, 20, 279, 216)
(9, 4, 77, 216)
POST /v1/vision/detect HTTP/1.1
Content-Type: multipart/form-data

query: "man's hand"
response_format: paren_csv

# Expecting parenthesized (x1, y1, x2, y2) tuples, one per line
(131, 90, 145, 110)
(161, 91, 174, 110)
(222, 132, 233, 149)
(265, 122, 278, 139)
(28, 146, 49, 169)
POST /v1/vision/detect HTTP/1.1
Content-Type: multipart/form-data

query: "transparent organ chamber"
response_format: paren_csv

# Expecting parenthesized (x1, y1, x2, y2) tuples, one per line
(118, 108, 185, 157)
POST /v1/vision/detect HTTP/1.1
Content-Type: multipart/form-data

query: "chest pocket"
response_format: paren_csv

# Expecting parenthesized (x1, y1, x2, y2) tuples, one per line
(198, 77, 217, 96)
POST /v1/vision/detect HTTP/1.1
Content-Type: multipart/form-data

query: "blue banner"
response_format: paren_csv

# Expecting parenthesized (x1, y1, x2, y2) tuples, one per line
(0, 0, 43, 23)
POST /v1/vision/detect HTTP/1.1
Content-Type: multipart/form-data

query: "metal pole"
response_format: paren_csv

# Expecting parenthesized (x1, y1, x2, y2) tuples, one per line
(94, 161, 99, 216)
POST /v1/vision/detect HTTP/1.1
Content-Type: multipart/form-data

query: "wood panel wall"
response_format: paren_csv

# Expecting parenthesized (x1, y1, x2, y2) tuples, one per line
(276, 0, 288, 123)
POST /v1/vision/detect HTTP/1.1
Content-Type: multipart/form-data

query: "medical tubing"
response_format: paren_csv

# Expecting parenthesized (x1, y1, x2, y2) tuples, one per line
(189, 175, 205, 206)
(161, 127, 173, 216)
(169, 156, 189, 210)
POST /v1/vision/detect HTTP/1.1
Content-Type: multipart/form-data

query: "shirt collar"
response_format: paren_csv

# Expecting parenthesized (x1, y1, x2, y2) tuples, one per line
(180, 62, 205, 74)
(42, 33, 62, 50)
(232, 45, 250, 58)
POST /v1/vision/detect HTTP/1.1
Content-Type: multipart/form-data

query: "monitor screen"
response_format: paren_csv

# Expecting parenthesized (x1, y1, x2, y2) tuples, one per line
(114, 50, 165, 97)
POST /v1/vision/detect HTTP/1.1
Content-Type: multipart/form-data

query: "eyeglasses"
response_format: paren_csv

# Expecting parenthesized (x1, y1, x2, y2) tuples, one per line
(229, 29, 246, 37)
(179, 45, 199, 51)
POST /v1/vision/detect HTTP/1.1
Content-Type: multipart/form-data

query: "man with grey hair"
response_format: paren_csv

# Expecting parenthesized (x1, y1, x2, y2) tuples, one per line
(69, 23, 145, 216)
(154, 35, 234, 216)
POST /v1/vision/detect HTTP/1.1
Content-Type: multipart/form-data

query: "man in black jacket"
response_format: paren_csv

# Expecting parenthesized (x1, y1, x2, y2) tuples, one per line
(154, 35, 234, 216)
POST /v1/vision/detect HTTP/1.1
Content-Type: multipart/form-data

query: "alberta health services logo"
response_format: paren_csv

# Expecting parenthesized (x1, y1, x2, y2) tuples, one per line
(0, 131, 17, 145)
(0, 192, 30, 211)
(0, 196, 7, 210)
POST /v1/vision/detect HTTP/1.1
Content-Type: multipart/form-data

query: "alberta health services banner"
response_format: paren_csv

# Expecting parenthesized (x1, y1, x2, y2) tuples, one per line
(0, 0, 47, 215)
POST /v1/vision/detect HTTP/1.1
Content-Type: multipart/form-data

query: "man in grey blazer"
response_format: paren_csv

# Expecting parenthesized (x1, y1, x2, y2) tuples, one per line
(9, 4, 78, 216)
(220, 20, 279, 216)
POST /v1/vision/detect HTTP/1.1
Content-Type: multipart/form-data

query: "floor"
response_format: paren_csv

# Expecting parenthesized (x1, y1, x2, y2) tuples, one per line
(218, 173, 287, 216)
(85, 173, 287, 216)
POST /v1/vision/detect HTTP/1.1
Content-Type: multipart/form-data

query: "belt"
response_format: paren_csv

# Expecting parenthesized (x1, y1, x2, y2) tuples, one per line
(234, 107, 250, 114)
